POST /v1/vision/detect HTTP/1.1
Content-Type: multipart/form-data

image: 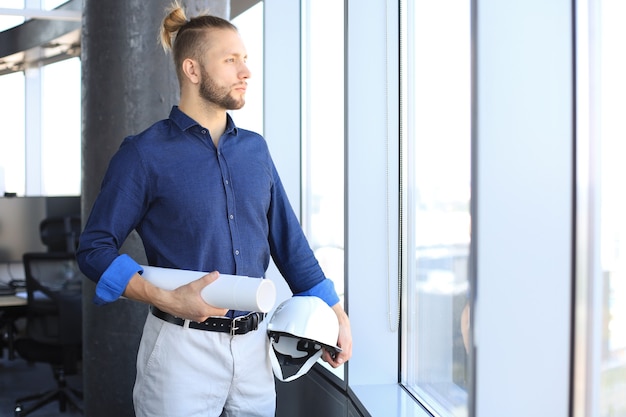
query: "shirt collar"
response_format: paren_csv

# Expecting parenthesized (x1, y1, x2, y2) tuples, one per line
(225, 113, 238, 136)
(169, 106, 239, 136)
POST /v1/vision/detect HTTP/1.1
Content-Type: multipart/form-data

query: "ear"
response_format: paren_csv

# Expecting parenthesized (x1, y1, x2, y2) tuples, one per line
(181, 58, 201, 85)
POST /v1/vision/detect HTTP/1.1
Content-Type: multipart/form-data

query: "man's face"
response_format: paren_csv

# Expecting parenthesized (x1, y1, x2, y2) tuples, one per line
(198, 28, 250, 110)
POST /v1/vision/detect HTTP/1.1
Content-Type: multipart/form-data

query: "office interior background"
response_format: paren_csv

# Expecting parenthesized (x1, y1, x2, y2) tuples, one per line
(0, 0, 625, 416)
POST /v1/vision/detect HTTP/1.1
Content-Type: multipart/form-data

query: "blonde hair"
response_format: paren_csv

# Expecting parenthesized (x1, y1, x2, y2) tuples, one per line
(159, 1, 238, 83)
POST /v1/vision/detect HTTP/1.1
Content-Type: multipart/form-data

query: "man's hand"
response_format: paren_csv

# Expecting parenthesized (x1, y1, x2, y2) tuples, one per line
(322, 303, 352, 368)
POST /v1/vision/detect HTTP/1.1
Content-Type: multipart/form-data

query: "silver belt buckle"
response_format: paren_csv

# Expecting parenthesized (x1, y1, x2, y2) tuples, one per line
(230, 315, 244, 336)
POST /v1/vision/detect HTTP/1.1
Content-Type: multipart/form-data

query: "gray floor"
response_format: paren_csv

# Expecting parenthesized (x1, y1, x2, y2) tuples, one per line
(0, 352, 83, 417)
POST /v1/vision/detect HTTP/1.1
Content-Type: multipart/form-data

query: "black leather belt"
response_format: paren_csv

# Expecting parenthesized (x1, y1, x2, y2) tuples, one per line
(150, 306, 265, 336)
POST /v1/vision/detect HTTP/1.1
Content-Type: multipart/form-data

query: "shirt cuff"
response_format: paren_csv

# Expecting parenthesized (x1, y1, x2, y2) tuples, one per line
(94, 254, 143, 305)
(295, 278, 340, 307)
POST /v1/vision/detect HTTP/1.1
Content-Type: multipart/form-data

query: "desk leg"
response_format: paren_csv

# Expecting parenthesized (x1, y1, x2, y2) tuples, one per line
(7, 321, 15, 360)
(1, 315, 22, 361)
(1, 319, 8, 359)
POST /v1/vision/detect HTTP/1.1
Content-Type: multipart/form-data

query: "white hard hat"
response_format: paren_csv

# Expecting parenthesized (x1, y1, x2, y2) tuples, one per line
(267, 296, 341, 382)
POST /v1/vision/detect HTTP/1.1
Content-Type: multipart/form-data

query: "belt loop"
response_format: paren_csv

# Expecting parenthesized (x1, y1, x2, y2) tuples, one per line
(250, 312, 259, 331)
(183, 319, 191, 329)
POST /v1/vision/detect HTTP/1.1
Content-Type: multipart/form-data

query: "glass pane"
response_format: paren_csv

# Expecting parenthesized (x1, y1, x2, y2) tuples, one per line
(230, 2, 263, 134)
(41, 57, 80, 196)
(599, 1, 626, 415)
(403, 0, 472, 416)
(43, 0, 68, 9)
(0, 0, 25, 31)
(301, 0, 345, 379)
(0, 71, 26, 196)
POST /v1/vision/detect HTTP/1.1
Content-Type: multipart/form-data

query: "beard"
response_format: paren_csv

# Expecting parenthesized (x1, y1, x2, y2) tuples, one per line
(198, 67, 245, 110)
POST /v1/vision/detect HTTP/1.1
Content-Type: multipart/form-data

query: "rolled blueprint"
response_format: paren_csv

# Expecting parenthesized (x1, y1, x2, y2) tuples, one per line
(140, 265, 276, 313)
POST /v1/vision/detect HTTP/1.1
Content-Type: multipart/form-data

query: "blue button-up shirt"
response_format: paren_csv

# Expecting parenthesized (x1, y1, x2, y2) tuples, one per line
(76, 106, 338, 314)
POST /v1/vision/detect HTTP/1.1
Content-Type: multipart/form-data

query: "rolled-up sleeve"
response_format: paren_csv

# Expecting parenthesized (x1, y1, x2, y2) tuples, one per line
(92, 254, 143, 305)
(294, 278, 340, 307)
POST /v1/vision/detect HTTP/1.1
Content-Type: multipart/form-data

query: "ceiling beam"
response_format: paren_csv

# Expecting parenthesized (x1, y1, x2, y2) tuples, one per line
(0, 0, 81, 61)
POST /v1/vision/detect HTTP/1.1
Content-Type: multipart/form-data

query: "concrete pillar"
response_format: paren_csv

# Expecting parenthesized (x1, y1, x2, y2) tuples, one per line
(81, 1, 228, 415)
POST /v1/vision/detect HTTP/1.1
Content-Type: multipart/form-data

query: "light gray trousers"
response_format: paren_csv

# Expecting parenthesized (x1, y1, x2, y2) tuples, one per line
(133, 312, 276, 417)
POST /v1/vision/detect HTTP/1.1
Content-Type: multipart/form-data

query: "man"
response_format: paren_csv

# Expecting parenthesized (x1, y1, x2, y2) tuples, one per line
(76, 4, 352, 417)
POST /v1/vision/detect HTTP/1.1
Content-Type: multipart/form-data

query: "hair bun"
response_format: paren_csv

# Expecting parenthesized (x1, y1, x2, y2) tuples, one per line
(159, 2, 188, 51)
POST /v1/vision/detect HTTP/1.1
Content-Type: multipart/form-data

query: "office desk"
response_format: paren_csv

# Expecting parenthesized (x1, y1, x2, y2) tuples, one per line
(0, 293, 28, 360)
(0, 294, 28, 308)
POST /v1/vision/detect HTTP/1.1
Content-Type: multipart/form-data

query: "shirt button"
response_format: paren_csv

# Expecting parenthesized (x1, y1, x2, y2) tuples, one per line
(235, 250, 240, 256)
(229, 214, 234, 220)
(201, 129, 207, 134)
(225, 180, 229, 185)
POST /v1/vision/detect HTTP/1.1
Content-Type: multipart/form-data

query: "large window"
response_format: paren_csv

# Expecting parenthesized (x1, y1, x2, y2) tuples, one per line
(578, 0, 626, 417)
(0, 2, 81, 196)
(44, 0, 68, 9)
(230, 2, 264, 134)
(301, 0, 345, 379)
(40, 57, 81, 196)
(0, 0, 24, 31)
(0, 57, 82, 197)
(401, 1, 472, 416)
(598, 2, 626, 413)
(576, 1, 626, 415)
(0, 71, 25, 195)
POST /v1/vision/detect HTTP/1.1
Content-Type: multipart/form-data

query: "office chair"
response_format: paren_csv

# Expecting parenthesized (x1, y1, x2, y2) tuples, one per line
(14, 252, 84, 416)
(39, 216, 81, 253)
(0, 216, 81, 362)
